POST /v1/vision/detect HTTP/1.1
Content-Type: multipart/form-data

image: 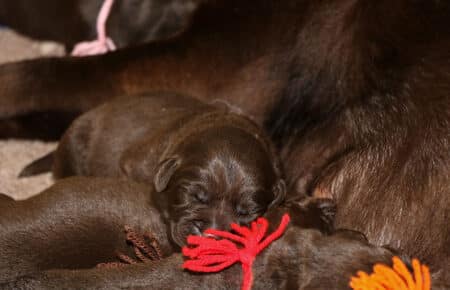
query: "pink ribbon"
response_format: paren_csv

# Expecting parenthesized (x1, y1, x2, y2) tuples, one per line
(71, 0, 116, 56)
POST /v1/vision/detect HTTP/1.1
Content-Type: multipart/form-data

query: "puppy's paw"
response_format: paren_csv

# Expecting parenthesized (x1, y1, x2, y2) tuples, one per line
(286, 197, 336, 233)
(308, 198, 336, 229)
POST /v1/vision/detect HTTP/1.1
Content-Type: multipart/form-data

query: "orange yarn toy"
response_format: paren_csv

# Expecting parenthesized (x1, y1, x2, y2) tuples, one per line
(350, 256, 431, 290)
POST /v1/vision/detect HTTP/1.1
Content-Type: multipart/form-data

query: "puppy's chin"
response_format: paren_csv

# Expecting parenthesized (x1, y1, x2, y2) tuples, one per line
(170, 220, 201, 247)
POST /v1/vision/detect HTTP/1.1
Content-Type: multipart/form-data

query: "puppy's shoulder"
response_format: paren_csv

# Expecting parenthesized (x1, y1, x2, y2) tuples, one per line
(47, 176, 150, 199)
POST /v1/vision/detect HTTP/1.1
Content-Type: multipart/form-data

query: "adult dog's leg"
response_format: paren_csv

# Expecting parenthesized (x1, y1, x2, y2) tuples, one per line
(0, 1, 286, 139)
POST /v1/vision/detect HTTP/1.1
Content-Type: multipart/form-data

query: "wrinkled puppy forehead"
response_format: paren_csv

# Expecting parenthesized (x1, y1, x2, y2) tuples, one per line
(179, 126, 280, 182)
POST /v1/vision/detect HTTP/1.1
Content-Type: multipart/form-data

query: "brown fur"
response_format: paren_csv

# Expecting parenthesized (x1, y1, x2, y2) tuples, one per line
(0, 176, 403, 289)
(0, 177, 171, 283)
(0, 0, 202, 50)
(2, 229, 399, 290)
(23, 93, 286, 247)
(0, 0, 449, 282)
(0, 177, 341, 287)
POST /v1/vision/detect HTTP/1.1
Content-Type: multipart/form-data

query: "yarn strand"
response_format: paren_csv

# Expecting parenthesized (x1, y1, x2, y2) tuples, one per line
(182, 214, 290, 290)
(349, 257, 431, 290)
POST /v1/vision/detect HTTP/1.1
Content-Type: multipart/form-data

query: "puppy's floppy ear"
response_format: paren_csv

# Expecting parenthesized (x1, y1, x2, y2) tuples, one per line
(154, 157, 181, 192)
(269, 179, 286, 208)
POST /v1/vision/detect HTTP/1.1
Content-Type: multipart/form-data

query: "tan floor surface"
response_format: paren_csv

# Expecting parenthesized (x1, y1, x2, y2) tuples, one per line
(0, 28, 64, 199)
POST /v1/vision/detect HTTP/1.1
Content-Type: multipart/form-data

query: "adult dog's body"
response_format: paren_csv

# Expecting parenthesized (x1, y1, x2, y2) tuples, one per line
(0, 0, 449, 281)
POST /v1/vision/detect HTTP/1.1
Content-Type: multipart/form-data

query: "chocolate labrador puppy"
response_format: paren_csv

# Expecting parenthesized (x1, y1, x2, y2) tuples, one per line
(0, 177, 336, 285)
(22, 93, 286, 244)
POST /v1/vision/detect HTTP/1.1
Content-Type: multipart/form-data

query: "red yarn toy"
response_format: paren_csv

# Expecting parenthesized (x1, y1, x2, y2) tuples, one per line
(182, 214, 291, 290)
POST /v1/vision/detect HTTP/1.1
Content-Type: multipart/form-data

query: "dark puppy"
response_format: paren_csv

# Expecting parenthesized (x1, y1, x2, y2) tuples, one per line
(0, 177, 334, 285)
(0, 0, 202, 50)
(1, 199, 406, 290)
(23, 93, 286, 246)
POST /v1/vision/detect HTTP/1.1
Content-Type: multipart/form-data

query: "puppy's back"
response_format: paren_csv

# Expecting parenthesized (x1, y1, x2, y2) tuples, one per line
(54, 93, 216, 178)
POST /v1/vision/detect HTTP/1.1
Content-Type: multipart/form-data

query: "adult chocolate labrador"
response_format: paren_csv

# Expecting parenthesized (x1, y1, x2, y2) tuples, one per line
(0, 0, 449, 283)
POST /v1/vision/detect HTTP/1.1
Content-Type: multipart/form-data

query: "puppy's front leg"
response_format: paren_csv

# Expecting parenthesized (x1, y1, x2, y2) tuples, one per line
(0, 34, 227, 139)
(0, 1, 283, 139)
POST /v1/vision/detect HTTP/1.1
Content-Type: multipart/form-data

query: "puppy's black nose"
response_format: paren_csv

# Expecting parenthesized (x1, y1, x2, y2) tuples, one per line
(192, 220, 221, 238)
(202, 220, 230, 239)
(193, 220, 205, 235)
(203, 231, 221, 239)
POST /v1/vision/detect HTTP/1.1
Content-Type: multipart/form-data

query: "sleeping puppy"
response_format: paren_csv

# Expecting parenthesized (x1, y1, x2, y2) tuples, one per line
(1, 194, 411, 290)
(0, 177, 335, 284)
(0, 0, 203, 50)
(22, 93, 286, 246)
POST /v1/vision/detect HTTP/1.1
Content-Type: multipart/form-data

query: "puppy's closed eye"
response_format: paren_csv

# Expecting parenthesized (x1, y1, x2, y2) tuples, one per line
(193, 190, 209, 204)
(236, 204, 251, 217)
(235, 200, 264, 224)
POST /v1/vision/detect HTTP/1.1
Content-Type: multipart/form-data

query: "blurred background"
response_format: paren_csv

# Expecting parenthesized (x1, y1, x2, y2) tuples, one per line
(0, 27, 61, 199)
(0, 0, 201, 198)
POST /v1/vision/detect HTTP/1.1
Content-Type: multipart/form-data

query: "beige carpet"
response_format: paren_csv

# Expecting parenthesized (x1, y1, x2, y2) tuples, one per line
(0, 29, 63, 199)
